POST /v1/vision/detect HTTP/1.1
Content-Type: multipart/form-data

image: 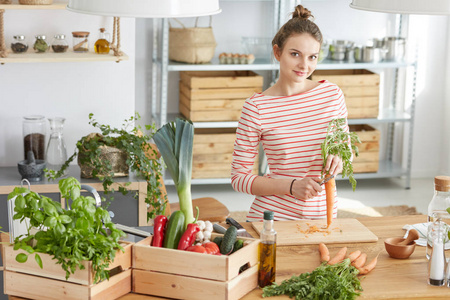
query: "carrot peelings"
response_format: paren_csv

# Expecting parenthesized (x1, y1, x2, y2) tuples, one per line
(321, 118, 360, 228)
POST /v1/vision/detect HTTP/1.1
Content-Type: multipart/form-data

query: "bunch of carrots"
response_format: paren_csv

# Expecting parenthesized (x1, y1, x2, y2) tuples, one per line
(319, 243, 378, 275)
(321, 118, 361, 228)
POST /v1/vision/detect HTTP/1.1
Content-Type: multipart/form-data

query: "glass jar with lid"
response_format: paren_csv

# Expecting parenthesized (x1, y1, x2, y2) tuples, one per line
(11, 35, 28, 54)
(72, 31, 90, 53)
(51, 34, 69, 53)
(33, 35, 49, 53)
(23, 115, 46, 161)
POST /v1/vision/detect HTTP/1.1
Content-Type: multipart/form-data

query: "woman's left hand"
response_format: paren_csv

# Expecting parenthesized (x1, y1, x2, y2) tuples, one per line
(324, 154, 343, 176)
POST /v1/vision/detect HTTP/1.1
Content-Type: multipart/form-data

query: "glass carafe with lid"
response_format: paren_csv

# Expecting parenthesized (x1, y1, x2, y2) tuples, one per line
(427, 176, 450, 259)
(94, 28, 111, 54)
(45, 117, 68, 177)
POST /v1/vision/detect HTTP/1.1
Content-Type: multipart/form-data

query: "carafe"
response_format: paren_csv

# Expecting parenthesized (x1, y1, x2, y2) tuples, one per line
(94, 28, 111, 54)
(427, 176, 450, 259)
(46, 117, 68, 177)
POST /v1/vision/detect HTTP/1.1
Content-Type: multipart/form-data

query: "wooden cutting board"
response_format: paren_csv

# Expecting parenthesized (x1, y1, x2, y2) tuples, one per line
(251, 218, 378, 246)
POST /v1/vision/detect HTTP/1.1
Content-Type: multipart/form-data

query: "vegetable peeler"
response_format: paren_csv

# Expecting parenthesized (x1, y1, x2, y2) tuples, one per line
(320, 175, 335, 185)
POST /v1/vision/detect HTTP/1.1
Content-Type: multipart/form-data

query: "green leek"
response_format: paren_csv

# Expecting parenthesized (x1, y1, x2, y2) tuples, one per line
(153, 118, 195, 227)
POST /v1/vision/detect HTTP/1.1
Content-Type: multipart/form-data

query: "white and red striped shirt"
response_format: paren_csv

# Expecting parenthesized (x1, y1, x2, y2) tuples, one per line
(231, 80, 349, 221)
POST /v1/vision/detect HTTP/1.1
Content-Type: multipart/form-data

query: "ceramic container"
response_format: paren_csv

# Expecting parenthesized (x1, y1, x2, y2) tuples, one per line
(384, 237, 416, 259)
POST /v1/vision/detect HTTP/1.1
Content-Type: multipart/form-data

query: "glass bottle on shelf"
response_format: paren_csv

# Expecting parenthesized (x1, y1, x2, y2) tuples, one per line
(51, 34, 69, 53)
(11, 35, 28, 54)
(33, 35, 49, 53)
(94, 28, 111, 54)
(258, 210, 277, 288)
(23, 115, 46, 160)
(45, 117, 68, 177)
(427, 176, 450, 259)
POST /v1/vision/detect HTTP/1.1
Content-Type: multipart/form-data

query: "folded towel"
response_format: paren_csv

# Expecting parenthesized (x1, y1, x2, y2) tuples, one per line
(403, 223, 450, 249)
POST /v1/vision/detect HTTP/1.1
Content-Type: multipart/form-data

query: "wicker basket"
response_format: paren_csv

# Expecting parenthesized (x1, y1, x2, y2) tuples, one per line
(78, 145, 129, 179)
(19, 0, 53, 5)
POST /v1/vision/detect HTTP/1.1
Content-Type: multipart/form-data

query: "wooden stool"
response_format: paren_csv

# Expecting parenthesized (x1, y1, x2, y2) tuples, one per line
(169, 197, 230, 223)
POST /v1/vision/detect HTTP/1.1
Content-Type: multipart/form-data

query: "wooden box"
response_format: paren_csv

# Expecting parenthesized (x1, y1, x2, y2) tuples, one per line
(3, 241, 133, 300)
(350, 124, 380, 173)
(132, 234, 259, 300)
(311, 69, 380, 119)
(179, 71, 264, 122)
(193, 128, 258, 179)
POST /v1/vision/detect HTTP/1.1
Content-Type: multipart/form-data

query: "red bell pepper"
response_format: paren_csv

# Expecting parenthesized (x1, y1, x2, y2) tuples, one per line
(177, 223, 200, 250)
(151, 215, 168, 247)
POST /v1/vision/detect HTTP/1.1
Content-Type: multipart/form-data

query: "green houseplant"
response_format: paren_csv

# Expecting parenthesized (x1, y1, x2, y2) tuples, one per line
(46, 113, 167, 220)
(7, 177, 126, 283)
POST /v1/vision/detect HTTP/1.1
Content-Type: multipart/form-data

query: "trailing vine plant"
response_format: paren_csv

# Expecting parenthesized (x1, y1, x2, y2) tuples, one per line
(45, 113, 167, 220)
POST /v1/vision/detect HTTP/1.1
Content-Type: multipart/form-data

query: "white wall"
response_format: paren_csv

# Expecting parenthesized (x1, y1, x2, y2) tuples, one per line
(0, 8, 136, 167)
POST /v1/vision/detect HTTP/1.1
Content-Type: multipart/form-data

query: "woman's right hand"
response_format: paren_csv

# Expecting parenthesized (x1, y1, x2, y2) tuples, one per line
(291, 177, 322, 200)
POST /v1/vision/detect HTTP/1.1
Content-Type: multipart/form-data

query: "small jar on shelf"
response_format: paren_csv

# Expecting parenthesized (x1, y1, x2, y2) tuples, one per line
(94, 28, 111, 54)
(11, 35, 28, 54)
(51, 34, 69, 53)
(33, 35, 49, 53)
(72, 31, 90, 53)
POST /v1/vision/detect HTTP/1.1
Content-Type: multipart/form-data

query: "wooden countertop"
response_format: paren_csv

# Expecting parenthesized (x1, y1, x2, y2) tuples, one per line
(120, 214, 450, 300)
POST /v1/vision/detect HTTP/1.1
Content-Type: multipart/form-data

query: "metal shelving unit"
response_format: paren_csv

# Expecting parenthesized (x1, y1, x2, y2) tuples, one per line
(151, 2, 417, 188)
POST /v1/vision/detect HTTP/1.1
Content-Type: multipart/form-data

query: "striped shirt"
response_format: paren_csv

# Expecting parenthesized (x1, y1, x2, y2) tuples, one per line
(231, 80, 349, 221)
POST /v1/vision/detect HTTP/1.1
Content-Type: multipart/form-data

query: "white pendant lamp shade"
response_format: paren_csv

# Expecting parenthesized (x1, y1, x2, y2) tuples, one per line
(350, 0, 450, 15)
(67, 0, 221, 18)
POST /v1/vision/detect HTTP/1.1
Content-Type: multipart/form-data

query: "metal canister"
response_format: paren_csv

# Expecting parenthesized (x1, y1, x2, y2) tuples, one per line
(382, 37, 406, 61)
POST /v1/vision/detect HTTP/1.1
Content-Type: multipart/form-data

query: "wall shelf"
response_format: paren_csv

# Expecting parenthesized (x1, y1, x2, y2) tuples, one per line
(0, 50, 128, 64)
(0, 2, 66, 10)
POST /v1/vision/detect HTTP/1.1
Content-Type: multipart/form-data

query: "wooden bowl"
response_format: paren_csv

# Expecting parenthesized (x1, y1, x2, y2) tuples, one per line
(384, 237, 416, 259)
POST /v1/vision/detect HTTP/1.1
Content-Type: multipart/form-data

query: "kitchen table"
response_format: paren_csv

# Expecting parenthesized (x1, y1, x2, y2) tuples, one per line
(119, 214, 450, 299)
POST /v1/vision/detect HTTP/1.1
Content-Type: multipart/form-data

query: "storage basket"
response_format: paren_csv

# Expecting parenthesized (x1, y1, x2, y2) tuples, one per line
(19, 0, 53, 4)
(169, 17, 216, 64)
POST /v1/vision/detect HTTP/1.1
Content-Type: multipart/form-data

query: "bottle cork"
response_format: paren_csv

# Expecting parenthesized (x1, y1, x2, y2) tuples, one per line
(434, 176, 450, 192)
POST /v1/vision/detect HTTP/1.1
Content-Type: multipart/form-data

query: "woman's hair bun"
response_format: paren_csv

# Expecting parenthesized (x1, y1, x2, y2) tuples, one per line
(292, 5, 314, 21)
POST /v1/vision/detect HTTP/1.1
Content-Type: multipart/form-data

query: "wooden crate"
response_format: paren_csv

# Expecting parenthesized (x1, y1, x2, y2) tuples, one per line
(193, 128, 258, 179)
(311, 69, 380, 119)
(3, 241, 133, 300)
(132, 234, 259, 300)
(350, 124, 380, 173)
(179, 71, 264, 122)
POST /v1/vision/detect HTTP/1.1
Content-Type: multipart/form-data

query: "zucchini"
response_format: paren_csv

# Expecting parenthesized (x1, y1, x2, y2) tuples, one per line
(163, 211, 185, 249)
(220, 226, 237, 255)
(232, 239, 244, 253)
(213, 236, 223, 248)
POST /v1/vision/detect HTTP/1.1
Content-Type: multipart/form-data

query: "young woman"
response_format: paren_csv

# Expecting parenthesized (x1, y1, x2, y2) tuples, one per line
(231, 5, 349, 221)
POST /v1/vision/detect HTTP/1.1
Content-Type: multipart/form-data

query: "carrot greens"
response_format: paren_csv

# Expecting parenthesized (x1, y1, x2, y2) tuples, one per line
(321, 118, 361, 191)
(262, 258, 363, 300)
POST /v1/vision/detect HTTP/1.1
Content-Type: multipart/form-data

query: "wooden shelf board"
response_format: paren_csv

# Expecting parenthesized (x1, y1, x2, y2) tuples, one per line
(0, 50, 128, 63)
(0, 2, 66, 10)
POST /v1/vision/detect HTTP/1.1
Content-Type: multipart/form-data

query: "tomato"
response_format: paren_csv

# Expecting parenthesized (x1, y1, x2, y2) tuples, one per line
(186, 245, 207, 253)
(203, 242, 220, 255)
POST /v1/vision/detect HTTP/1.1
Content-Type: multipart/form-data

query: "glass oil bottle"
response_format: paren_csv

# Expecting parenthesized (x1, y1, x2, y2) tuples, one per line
(258, 210, 277, 288)
(94, 28, 110, 54)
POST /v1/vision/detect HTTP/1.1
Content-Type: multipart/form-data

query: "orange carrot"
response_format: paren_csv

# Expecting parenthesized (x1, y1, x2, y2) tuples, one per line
(319, 243, 330, 262)
(357, 253, 379, 275)
(348, 250, 361, 262)
(351, 252, 367, 269)
(325, 174, 336, 228)
(328, 246, 347, 265)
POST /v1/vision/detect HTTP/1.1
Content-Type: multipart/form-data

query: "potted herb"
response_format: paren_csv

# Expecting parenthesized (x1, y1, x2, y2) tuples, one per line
(6, 177, 126, 283)
(46, 113, 167, 220)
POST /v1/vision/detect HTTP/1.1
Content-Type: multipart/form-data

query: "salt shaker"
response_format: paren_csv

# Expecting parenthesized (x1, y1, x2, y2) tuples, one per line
(428, 219, 446, 286)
